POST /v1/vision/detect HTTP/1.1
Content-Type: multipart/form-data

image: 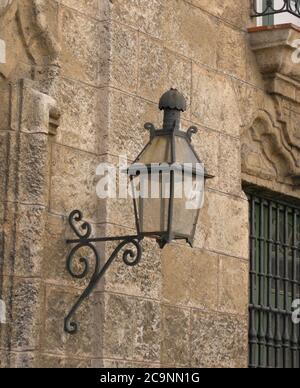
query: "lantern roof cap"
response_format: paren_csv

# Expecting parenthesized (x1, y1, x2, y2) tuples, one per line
(159, 88, 187, 112)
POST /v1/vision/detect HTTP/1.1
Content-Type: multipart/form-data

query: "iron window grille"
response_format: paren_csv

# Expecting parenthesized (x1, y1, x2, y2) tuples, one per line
(252, 0, 300, 22)
(247, 191, 300, 368)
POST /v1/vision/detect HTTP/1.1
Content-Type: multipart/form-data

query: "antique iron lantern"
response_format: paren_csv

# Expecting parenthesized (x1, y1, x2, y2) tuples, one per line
(64, 89, 212, 334)
(128, 88, 212, 248)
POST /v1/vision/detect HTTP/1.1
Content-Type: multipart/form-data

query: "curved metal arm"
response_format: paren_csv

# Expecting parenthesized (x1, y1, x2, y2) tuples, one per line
(64, 211, 143, 334)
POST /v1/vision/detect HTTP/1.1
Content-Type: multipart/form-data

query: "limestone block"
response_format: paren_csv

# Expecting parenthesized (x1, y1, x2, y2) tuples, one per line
(8, 278, 42, 352)
(18, 133, 50, 205)
(59, 6, 101, 85)
(195, 190, 249, 259)
(0, 130, 10, 201)
(162, 244, 219, 310)
(218, 134, 242, 196)
(161, 244, 191, 306)
(191, 65, 242, 136)
(61, 0, 101, 19)
(64, 358, 92, 368)
(51, 77, 100, 154)
(109, 0, 219, 68)
(20, 80, 59, 135)
(101, 88, 162, 161)
(232, 80, 266, 128)
(191, 310, 248, 368)
(108, 0, 167, 40)
(110, 22, 138, 93)
(160, 305, 190, 366)
(217, 24, 247, 80)
(138, 35, 191, 117)
(219, 256, 248, 315)
(1, 203, 47, 277)
(0, 351, 9, 368)
(42, 212, 97, 289)
(14, 204, 46, 277)
(102, 293, 135, 360)
(43, 285, 98, 358)
(9, 352, 36, 368)
(0, 87, 10, 130)
(133, 299, 160, 363)
(50, 144, 100, 220)
(104, 227, 162, 300)
(183, 124, 219, 186)
(189, 0, 250, 28)
(38, 354, 65, 368)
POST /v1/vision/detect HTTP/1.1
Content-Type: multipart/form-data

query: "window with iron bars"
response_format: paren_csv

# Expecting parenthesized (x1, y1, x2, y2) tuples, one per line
(247, 190, 300, 368)
(253, 0, 300, 26)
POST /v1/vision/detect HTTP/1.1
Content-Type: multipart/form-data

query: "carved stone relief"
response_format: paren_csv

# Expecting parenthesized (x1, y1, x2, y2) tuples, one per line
(0, 0, 60, 83)
(242, 109, 300, 185)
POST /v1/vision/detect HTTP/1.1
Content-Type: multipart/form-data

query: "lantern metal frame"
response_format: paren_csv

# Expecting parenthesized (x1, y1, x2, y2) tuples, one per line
(63, 89, 213, 334)
(128, 121, 212, 249)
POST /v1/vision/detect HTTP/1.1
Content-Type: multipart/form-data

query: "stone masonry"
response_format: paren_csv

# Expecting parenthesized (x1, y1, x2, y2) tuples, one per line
(1, 0, 300, 368)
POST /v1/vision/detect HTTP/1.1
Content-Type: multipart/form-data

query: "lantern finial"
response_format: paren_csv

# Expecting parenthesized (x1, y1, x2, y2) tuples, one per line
(159, 89, 186, 131)
(159, 88, 187, 112)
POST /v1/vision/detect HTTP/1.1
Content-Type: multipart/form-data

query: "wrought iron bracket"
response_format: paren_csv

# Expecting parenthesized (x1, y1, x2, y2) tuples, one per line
(64, 210, 143, 334)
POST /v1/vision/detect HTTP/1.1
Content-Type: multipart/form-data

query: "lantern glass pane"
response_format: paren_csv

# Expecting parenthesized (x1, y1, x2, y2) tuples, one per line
(136, 136, 172, 164)
(175, 137, 199, 165)
(132, 172, 170, 235)
(172, 171, 204, 237)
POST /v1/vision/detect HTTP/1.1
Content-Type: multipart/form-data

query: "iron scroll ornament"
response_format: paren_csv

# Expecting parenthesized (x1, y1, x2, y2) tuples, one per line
(252, 0, 300, 18)
(64, 210, 143, 334)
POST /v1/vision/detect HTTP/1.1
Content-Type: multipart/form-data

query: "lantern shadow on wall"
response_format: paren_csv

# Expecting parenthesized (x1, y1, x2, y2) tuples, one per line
(64, 89, 213, 334)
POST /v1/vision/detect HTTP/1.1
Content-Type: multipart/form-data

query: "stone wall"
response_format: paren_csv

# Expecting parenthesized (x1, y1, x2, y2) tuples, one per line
(3, 0, 297, 368)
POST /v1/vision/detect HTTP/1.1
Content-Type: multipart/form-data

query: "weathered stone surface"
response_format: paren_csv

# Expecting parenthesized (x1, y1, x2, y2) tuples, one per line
(61, 0, 101, 19)
(51, 77, 100, 154)
(0, 87, 10, 130)
(109, 0, 219, 68)
(18, 133, 50, 205)
(102, 293, 135, 360)
(104, 229, 162, 300)
(162, 244, 219, 310)
(13, 204, 46, 277)
(218, 134, 242, 196)
(232, 80, 266, 128)
(191, 310, 248, 368)
(9, 352, 36, 368)
(190, 0, 250, 28)
(59, 6, 101, 84)
(133, 300, 160, 363)
(42, 212, 94, 288)
(110, 22, 138, 93)
(219, 256, 248, 315)
(43, 285, 99, 358)
(50, 144, 100, 220)
(0, 350, 9, 368)
(38, 354, 65, 368)
(138, 35, 192, 112)
(191, 65, 242, 136)
(160, 305, 190, 366)
(184, 124, 219, 188)
(8, 278, 42, 352)
(195, 190, 249, 259)
(161, 244, 191, 306)
(217, 25, 246, 79)
(101, 88, 162, 160)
